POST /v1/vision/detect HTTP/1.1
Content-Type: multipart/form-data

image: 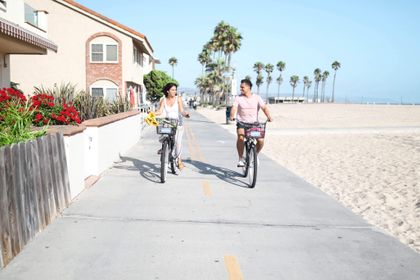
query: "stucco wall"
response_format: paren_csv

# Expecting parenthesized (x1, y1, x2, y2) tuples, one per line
(9, 0, 142, 96)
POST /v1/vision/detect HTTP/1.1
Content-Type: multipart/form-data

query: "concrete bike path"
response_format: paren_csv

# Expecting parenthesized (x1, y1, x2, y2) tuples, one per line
(0, 110, 419, 280)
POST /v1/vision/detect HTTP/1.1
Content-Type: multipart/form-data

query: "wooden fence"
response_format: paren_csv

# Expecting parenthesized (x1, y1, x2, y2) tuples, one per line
(0, 133, 70, 268)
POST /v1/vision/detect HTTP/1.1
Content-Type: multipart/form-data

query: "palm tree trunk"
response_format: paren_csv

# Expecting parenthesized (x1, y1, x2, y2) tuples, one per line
(292, 87, 295, 101)
(332, 71, 337, 103)
(302, 84, 305, 97)
(277, 73, 282, 98)
(171, 66, 174, 79)
(266, 83, 269, 102)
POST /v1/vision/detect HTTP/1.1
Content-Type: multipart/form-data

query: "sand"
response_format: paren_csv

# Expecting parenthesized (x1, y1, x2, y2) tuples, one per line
(197, 103, 420, 253)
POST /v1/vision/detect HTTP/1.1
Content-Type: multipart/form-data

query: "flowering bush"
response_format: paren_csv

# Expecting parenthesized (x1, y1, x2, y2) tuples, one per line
(30, 93, 81, 126)
(0, 87, 82, 147)
(0, 88, 46, 147)
(0, 87, 27, 106)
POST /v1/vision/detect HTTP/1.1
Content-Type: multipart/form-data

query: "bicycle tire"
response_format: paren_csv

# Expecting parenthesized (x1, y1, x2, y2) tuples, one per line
(170, 140, 176, 174)
(242, 142, 250, 177)
(248, 144, 258, 188)
(160, 140, 169, 183)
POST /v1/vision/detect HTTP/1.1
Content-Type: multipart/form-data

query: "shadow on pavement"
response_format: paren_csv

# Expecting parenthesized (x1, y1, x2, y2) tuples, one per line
(116, 155, 162, 183)
(184, 159, 250, 188)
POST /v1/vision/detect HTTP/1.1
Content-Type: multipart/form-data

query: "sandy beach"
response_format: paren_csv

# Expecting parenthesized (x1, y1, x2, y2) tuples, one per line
(197, 103, 420, 253)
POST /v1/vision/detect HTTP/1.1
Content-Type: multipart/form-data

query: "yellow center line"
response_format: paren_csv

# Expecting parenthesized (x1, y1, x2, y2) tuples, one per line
(224, 255, 244, 280)
(185, 123, 212, 197)
(202, 180, 212, 197)
(185, 124, 197, 161)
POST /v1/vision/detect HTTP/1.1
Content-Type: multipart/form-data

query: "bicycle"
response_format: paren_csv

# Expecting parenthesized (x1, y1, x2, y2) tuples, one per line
(240, 121, 267, 188)
(156, 118, 179, 183)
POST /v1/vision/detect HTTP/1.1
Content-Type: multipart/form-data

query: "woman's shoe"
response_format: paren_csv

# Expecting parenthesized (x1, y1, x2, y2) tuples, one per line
(178, 158, 185, 170)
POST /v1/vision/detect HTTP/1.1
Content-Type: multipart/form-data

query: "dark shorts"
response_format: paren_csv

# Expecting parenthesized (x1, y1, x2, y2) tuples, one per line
(236, 121, 253, 130)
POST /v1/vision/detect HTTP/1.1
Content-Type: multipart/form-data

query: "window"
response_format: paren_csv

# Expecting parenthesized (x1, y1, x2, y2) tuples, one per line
(24, 4, 38, 27)
(90, 43, 118, 63)
(106, 88, 117, 101)
(91, 44, 103, 62)
(0, 0, 6, 11)
(91, 87, 118, 100)
(91, 88, 103, 98)
(133, 47, 143, 66)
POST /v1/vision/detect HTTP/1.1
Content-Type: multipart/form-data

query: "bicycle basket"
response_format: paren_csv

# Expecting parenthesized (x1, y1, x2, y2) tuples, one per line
(245, 123, 266, 138)
(156, 119, 178, 135)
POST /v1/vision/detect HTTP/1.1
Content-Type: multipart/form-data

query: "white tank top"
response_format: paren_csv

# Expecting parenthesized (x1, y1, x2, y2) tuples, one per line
(163, 96, 179, 119)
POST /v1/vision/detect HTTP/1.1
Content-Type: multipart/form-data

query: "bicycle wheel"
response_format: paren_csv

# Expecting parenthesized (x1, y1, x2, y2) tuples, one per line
(160, 140, 169, 183)
(247, 144, 258, 188)
(242, 142, 250, 177)
(170, 141, 176, 174)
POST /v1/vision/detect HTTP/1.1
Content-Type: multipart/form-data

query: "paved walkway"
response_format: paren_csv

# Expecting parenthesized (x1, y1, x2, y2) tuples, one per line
(1, 111, 419, 280)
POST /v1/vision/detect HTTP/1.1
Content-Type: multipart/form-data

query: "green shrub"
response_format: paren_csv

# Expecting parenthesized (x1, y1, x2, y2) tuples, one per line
(34, 82, 81, 104)
(0, 99, 46, 147)
(109, 94, 130, 114)
(73, 93, 109, 122)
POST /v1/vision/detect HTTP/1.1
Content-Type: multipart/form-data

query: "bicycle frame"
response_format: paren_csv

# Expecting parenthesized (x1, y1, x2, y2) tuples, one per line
(156, 118, 179, 183)
(240, 121, 267, 188)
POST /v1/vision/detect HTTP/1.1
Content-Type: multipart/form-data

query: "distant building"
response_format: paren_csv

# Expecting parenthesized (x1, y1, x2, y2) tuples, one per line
(0, 0, 57, 88)
(9, 0, 159, 108)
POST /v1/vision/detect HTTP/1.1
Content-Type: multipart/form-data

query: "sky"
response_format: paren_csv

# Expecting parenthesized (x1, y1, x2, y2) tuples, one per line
(76, 0, 420, 103)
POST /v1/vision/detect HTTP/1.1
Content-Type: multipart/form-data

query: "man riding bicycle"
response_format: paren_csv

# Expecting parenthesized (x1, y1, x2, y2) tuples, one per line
(229, 79, 273, 167)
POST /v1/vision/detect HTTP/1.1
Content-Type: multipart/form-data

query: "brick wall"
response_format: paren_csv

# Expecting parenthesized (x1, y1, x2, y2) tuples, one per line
(85, 32, 123, 95)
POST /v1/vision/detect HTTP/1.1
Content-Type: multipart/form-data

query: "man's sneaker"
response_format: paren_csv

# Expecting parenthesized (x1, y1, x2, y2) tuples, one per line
(237, 159, 245, 167)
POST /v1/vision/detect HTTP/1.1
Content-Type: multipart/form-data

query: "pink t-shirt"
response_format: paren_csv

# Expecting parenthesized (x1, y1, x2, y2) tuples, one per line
(233, 94, 265, 123)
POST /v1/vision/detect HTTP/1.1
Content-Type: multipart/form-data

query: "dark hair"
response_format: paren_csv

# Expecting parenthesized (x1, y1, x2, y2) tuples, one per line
(240, 79, 252, 89)
(163, 82, 177, 97)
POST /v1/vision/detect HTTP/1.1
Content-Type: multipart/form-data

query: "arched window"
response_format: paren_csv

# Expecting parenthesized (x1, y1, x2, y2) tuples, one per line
(90, 36, 118, 63)
(90, 80, 118, 101)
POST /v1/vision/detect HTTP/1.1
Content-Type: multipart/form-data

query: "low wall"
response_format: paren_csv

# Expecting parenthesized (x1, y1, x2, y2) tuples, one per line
(48, 110, 142, 199)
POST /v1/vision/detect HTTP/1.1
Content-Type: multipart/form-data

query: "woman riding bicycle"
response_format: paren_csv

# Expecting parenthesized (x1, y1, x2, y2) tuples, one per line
(229, 79, 273, 167)
(154, 83, 190, 169)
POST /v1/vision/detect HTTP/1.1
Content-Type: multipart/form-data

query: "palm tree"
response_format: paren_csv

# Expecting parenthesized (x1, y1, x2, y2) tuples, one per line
(321, 71, 330, 102)
(256, 74, 264, 95)
(195, 75, 212, 103)
(212, 21, 242, 72)
(264, 63, 274, 102)
(331, 61, 341, 103)
(168, 57, 177, 79)
(198, 50, 211, 75)
(244, 75, 252, 80)
(313, 68, 322, 102)
(276, 61, 286, 98)
(289, 75, 299, 101)
(305, 81, 312, 101)
(208, 21, 242, 102)
(205, 58, 229, 105)
(253, 62, 264, 94)
(303, 76, 309, 97)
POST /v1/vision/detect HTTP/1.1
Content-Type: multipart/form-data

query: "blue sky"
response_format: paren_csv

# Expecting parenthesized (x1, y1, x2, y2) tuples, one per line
(76, 0, 420, 103)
